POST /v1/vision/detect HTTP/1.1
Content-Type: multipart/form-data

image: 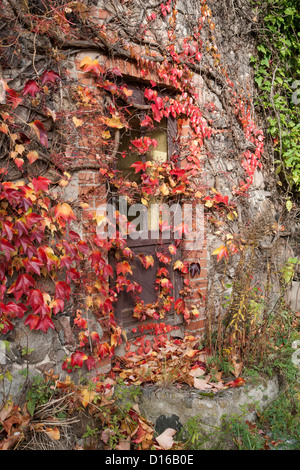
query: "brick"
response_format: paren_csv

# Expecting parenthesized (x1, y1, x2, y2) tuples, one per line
(78, 172, 95, 184)
(110, 58, 132, 76)
(185, 319, 206, 331)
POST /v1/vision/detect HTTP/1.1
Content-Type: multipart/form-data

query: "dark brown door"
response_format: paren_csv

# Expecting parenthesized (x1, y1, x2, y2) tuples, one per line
(109, 84, 183, 330)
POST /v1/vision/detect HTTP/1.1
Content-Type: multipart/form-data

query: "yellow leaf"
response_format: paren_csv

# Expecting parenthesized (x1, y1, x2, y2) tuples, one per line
(191, 306, 200, 317)
(73, 116, 83, 127)
(102, 116, 125, 129)
(160, 183, 169, 196)
(79, 56, 92, 68)
(15, 144, 25, 155)
(102, 130, 111, 140)
(227, 212, 235, 221)
(80, 202, 90, 209)
(80, 388, 96, 407)
(58, 179, 69, 187)
(173, 260, 184, 271)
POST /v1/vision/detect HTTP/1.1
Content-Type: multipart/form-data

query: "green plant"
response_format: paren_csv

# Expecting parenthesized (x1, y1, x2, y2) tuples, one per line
(114, 379, 141, 412)
(251, 0, 300, 192)
(25, 374, 56, 417)
(82, 424, 99, 440)
(177, 416, 219, 450)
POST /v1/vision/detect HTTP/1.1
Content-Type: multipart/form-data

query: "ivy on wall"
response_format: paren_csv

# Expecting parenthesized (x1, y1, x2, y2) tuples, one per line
(250, 0, 300, 197)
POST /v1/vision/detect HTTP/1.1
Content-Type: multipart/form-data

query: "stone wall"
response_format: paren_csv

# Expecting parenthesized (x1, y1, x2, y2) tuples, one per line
(0, 0, 298, 405)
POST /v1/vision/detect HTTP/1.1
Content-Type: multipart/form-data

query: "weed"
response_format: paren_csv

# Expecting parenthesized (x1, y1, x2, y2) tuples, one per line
(25, 374, 56, 417)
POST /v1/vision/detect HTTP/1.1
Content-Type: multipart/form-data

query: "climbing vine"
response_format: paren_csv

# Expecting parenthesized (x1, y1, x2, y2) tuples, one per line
(250, 0, 300, 195)
(0, 0, 268, 375)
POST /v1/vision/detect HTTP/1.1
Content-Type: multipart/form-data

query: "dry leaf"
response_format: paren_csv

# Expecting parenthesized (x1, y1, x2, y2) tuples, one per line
(193, 377, 213, 390)
(156, 428, 177, 450)
(45, 427, 60, 440)
(232, 356, 243, 378)
(189, 367, 205, 378)
(73, 116, 83, 127)
(116, 437, 131, 450)
(27, 150, 39, 164)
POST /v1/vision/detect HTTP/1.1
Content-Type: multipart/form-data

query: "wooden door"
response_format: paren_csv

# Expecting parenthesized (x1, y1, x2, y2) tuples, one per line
(109, 83, 183, 330)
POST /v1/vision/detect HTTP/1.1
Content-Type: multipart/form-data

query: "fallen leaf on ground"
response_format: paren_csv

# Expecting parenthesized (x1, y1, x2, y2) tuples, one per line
(193, 377, 213, 390)
(45, 427, 60, 440)
(156, 428, 177, 450)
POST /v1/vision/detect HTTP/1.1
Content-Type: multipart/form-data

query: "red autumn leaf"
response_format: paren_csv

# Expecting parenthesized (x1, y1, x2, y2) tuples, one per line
(174, 222, 189, 238)
(14, 158, 24, 168)
(6, 88, 23, 108)
(31, 176, 52, 192)
(74, 313, 87, 329)
(0, 238, 16, 260)
(70, 350, 88, 368)
(174, 298, 185, 314)
(0, 301, 26, 318)
(144, 88, 155, 101)
(131, 136, 158, 154)
(97, 342, 110, 360)
(25, 212, 43, 226)
(41, 70, 61, 85)
(23, 80, 40, 97)
(116, 261, 133, 276)
(130, 161, 149, 173)
(69, 230, 81, 242)
(90, 331, 101, 344)
(15, 273, 36, 293)
(24, 257, 44, 275)
(3, 221, 13, 240)
(55, 281, 71, 301)
(24, 313, 39, 330)
(50, 298, 64, 315)
(103, 264, 113, 278)
(140, 115, 153, 127)
(157, 267, 169, 277)
(35, 314, 55, 333)
(85, 356, 96, 371)
(156, 251, 171, 264)
(214, 194, 229, 206)
(29, 120, 48, 147)
(109, 67, 122, 76)
(226, 377, 245, 388)
(66, 268, 80, 283)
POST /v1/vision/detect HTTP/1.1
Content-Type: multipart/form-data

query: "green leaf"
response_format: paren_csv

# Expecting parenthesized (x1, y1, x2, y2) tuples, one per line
(27, 400, 36, 417)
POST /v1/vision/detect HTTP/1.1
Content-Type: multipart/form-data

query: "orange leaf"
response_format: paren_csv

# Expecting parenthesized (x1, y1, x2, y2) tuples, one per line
(212, 244, 229, 262)
(102, 116, 125, 129)
(27, 151, 39, 164)
(45, 427, 60, 440)
(54, 203, 76, 224)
